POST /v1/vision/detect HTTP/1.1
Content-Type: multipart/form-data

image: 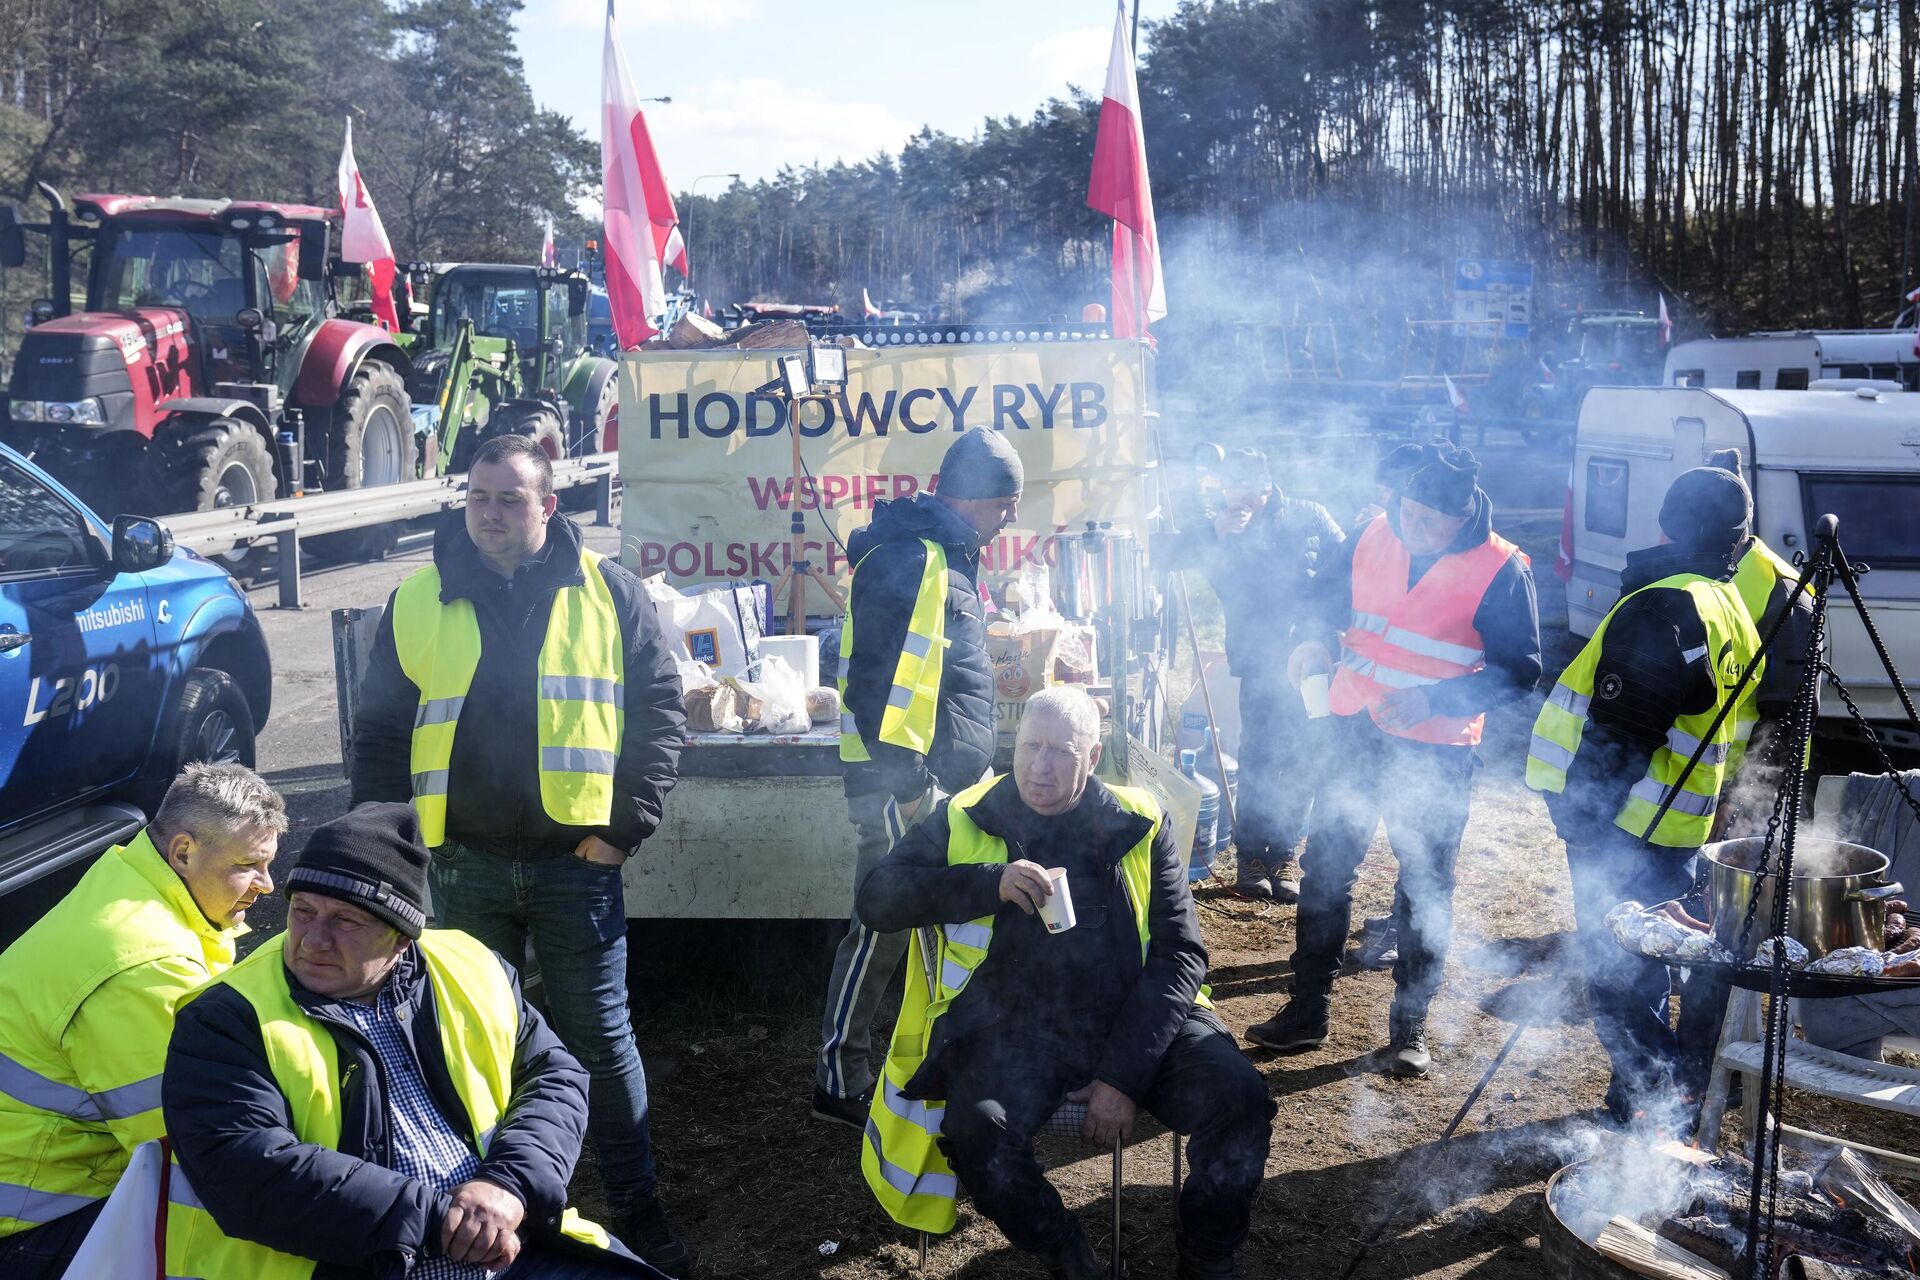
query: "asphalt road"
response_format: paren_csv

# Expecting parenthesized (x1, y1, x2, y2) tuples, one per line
(238, 507, 626, 935)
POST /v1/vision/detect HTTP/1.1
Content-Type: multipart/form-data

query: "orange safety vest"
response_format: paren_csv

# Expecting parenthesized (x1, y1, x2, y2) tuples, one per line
(1327, 515, 1525, 746)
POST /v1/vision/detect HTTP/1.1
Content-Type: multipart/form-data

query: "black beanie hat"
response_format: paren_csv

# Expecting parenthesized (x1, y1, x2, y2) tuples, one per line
(1660, 466, 1752, 554)
(937, 427, 1024, 499)
(1376, 443, 1426, 488)
(285, 802, 430, 938)
(1404, 444, 1482, 517)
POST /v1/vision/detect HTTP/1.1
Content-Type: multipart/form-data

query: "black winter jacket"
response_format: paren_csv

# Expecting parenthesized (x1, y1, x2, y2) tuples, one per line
(349, 512, 686, 854)
(840, 494, 995, 803)
(162, 946, 589, 1280)
(855, 775, 1212, 1104)
(1300, 489, 1542, 720)
(1545, 543, 1746, 841)
(1162, 493, 1346, 676)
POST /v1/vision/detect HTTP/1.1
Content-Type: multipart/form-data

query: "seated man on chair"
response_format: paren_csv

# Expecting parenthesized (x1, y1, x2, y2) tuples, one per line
(856, 688, 1274, 1280)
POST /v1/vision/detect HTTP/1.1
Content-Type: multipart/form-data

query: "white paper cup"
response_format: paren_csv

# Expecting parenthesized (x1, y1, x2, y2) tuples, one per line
(1038, 868, 1077, 933)
(1301, 673, 1332, 719)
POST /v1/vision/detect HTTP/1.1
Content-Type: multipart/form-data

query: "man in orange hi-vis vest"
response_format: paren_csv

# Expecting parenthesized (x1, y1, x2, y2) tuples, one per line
(1244, 445, 1541, 1077)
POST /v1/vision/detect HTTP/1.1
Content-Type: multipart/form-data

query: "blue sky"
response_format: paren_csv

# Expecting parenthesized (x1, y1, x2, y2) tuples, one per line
(514, 0, 1183, 193)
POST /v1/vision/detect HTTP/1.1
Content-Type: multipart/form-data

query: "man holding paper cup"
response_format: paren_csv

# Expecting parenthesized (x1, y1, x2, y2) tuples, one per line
(1164, 446, 1344, 902)
(1246, 445, 1541, 1078)
(855, 689, 1274, 1280)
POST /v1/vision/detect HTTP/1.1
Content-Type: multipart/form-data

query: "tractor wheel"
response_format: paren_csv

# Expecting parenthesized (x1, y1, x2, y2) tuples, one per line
(487, 401, 567, 460)
(569, 369, 618, 457)
(309, 361, 412, 566)
(137, 418, 277, 580)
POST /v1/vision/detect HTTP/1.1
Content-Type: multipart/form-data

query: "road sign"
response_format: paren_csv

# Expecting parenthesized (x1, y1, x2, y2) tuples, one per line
(1452, 258, 1533, 338)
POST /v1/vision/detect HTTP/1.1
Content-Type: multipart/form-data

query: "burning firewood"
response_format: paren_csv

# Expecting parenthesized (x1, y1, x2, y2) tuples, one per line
(1784, 1257, 1919, 1280)
(1810, 1148, 1920, 1248)
(1597, 1216, 1731, 1280)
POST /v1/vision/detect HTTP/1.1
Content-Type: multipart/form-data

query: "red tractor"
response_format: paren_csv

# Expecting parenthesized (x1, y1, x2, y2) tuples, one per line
(0, 185, 413, 563)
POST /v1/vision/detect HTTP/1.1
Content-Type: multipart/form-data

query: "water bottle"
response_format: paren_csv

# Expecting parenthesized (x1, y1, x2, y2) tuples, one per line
(1182, 749, 1219, 883)
(1198, 728, 1239, 858)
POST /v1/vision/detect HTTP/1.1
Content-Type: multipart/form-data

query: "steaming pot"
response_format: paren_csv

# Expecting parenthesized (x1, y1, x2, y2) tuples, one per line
(1702, 836, 1903, 960)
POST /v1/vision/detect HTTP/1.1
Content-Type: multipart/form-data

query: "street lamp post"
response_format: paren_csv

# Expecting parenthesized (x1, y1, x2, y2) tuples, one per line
(685, 172, 739, 291)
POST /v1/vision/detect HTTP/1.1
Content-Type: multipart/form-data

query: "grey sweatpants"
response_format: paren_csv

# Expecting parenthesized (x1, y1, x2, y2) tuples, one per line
(815, 788, 929, 1098)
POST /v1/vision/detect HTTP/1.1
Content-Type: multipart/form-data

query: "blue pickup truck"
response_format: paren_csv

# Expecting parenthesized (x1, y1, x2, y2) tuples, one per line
(0, 442, 271, 944)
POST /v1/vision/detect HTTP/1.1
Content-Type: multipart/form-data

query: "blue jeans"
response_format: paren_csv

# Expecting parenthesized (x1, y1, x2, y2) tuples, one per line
(430, 842, 656, 1208)
(1566, 835, 1698, 1118)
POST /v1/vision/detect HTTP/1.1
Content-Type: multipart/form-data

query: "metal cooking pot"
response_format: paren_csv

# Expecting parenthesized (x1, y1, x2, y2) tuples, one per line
(1702, 836, 1903, 959)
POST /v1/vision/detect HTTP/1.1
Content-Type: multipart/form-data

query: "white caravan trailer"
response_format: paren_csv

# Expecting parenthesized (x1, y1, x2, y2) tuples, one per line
(1569, 385, 1920, 747)
(1663, 331, 1920, 392)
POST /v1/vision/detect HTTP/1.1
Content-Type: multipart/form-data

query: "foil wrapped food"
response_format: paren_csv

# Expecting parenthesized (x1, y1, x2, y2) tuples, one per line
(1804, 946, 1888, 977)
(1752, 936, 1812, 968)
(1606, 901, 1734, 962)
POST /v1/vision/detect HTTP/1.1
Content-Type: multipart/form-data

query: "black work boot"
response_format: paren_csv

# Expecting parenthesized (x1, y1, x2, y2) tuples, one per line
(1385, 1008, 1431, 1078)
(810, 1084, 871, 1133)
(1046, 1223, 1104, 1279)
(619, 1195, 693, 1277)
(1244, 998, 1330, 1051)
(1233, 854, 1274, 900)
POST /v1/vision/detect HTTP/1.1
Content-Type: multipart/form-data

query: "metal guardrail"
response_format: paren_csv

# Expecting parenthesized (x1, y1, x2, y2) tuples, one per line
(164, 452, 620, 608)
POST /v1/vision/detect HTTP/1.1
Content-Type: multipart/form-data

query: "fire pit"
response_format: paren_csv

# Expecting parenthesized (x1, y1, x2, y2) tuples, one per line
(1541, 1144, 1920, 1280)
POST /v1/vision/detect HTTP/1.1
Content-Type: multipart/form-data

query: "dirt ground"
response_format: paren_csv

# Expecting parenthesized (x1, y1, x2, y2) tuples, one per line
(570, 432, 1920, 1277)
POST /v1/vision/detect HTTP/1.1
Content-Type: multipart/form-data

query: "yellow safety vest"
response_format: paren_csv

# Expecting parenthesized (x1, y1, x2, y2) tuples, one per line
(839, 538, 948, 763)
(164, 931, 608, 1280)
(861, 778, 1209, 1232)
(392, 549, 626, 846)
(1728, 537, 1803, 776)
(0, 831, 237, 1238)
(1526, 573, 1762, 848)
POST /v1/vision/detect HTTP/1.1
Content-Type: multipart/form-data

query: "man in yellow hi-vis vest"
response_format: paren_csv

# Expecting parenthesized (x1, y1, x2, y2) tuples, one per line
(163, 803, 669, 1279)
(1526, 465, 1762, 1122)
(812, 428, 1018, 1131)
(855, 690, 1273, 1280)
(0, 764, 282, 1280)
(349, 434, 689, 1273)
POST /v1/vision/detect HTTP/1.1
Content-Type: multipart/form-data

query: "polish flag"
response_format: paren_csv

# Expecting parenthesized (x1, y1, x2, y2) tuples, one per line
(1086, 0, 1165, 340)
(1907, 286, 1920, 359)
(1444, 373, 1469, 413)
(336, 117, 399, 333)
(1658, 292, 1673, 346)
(1537, 355, 1556, 384)
(541, 215, 557, 269)
(601, 1, 686, 349)
(862, 287, 883, 319)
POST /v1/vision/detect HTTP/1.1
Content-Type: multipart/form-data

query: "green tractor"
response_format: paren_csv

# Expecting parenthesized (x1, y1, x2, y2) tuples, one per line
(396, 263, 619, 476)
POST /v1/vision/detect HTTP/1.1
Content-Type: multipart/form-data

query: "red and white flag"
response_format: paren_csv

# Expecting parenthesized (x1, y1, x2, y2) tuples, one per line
(1444, 373, 1469, 413)
(862, 287, 883, 319)
(541, 215, 557, 269)
(1658, 292, 1672, 346)
(1086, 0, 1165, 340)
(601, 0, 686, 349)
(336, 117, 399, 333)
(1537, 355, 1556, 384)
(1907, 285, 1920, 359)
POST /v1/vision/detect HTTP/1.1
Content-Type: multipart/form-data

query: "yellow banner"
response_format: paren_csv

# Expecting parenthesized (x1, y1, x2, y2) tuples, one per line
(616, 341, 1150, 591)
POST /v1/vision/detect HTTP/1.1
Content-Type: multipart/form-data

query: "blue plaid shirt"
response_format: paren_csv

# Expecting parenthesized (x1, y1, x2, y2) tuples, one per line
(342, 984, 490, 1280)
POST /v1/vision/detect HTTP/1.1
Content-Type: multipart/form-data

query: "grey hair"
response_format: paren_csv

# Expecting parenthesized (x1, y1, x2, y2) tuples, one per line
(1021, 686, 1100, 743)
(151, 762, 288, 844)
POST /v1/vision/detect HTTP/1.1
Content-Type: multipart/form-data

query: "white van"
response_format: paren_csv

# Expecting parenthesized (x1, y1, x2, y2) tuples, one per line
(1569, 386, 1920, 747)
(1663, 331, 1920, 392)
